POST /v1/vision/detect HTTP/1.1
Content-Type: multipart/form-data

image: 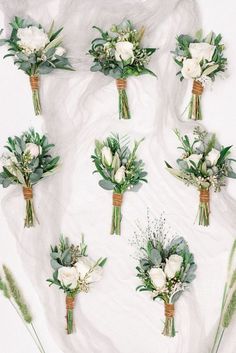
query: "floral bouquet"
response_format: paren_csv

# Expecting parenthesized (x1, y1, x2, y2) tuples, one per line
(133, 213, 196, 337)
(88, 19, 156, 119)
(165, 127, 236, 226)
(0, 129, 59, 227)
(173, 30, 227, 120)
(0, 16, 73, 115)
(91, 134, 147, 235)
(47, 235, 106, 334)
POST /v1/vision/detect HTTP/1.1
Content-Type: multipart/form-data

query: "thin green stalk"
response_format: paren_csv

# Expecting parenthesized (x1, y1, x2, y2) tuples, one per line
(31, 323, 46, 353)
(118, 89, 130, 120)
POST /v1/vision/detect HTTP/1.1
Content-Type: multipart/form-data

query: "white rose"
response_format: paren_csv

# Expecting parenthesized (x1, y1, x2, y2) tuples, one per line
(207, 148, 220, 165)
(114, 166, 126, 184)
(149, 268, 166, 290)
(185, 153, 202, 166)
(55, 46, 66, 56)
(101, 146, 113, 167)
(25, 143, 42, 158)
(115, 41, 134, 62)
(181, 58, 201, 79)
(165, 255, 183, 279)
(75, 257, 102, 283)
(189, 42, 216, 62)
(58, 267, 79, 289)
(17, 26, 49, 52)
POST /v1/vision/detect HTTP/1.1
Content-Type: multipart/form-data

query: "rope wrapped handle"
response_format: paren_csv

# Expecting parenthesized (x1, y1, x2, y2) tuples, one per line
(66, 296, 75, 310)
(116, 79, 127, 90)
(192, 80, 203, 96)
(23, 187, 33, 200)
(113, 193, 123, 207)
(30, 75, 40, 91)
(165, 303, 175, 318)
(200, 188, 210, 203)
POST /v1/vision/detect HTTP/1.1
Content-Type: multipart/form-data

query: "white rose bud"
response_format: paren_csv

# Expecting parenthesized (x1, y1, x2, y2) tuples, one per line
(55, 46, 66, 56)
(17, 26, 49, 52)
(101, 146, 113, 167)
(58, 266, 79, 289)
(115, 41, 134, 62)
(25, 143, 42, 158)
(189, 42, 216, 62)
(207, 148, 221, 166)
(114, 166, 126, 184)
(185, 153, 202, 166)
(111, 152, 120, 173)
(75, 257, 102, 283)
(149, 268, 166, 290)
(165, 254, 183, 279)
(181, 58, 201, 79)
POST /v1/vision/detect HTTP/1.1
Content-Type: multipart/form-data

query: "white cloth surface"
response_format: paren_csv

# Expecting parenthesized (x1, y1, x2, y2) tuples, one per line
(0, 1, 236, 353)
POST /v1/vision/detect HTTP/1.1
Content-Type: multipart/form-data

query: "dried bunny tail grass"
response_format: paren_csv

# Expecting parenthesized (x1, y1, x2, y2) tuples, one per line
(3, 265, 32, 323)
(222, 290, 236, 328)
(229, 269, 236, 289)
(0, 276, 10, 298)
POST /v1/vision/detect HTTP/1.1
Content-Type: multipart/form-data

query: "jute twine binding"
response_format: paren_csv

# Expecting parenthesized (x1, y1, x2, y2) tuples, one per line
(116, 79, 127, 90)
(66, 296, 75, 310)
(23, 187, 33, 200)
(200, 189, 209, 203)
(30, 75, 39, 91)
(192, 80, 203, 96)
(113, 193, 123, 207)
(165, 303, 175, 318)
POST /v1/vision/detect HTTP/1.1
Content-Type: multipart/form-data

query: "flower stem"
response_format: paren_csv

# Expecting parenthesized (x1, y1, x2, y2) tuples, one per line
(24, 199, 36, 228)
(32, 89, 41, 116)
(162, 316, 175, 337)
(31, 323, 46, 353)
(111, 205, 122, 235)
(188, 94, 202, 120)
(118, 89, 130, 119)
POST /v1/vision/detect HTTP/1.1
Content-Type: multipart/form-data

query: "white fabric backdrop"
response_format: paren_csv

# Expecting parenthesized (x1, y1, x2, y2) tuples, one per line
(0, 1, 236, 352)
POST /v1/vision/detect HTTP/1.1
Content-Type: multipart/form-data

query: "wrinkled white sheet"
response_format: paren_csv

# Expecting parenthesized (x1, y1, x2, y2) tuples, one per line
(0, 0, 236, 352)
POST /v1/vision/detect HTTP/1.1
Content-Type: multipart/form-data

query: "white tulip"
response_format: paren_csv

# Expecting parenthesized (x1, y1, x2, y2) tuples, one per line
(101, 146, 113, 167)
(111, 152, 120, 172)
(207, 148, 220, 165)
(58, 266, 79, 289)
(181, 58, 201, 79)
(114, 166, 126, 184)
(75, 257, 102, 283)
(149, 268, 166, 290)
(185, 153, 202, 166)
(115, 41, 134, 62)
(165, 254, 183, 279)
(17, 26, 49, 52)
(25, 143, 42, 158)
(189, 42, 216, 62)
(54, 46, 66, 56)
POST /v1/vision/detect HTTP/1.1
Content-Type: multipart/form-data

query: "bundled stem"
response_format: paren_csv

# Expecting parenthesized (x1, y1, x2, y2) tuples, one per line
(111, 192, 123, 235)
(23, 186, 37, 228)
(66, 295, 75, 334)
(162, 303, 175, 337)
(30, 75, 41, 116)
(198, 188, 210, 226)
(188, 80, 203, 120)
(116, 79, 130, 120)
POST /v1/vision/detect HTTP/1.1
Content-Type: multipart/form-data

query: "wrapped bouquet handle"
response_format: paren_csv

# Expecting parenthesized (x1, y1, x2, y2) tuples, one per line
(22, 186, 36, 228)
(111, 192, 123, 235)
(116, 79, 130, 119)
(29, 75, 41, 116)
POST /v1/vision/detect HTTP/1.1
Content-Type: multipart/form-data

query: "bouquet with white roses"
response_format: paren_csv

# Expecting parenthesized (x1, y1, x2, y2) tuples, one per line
(47, 235, 106, 334)
(0, 129, 59, 227)
(88, 19, 156, 119)
(91, 134, 147, 235)
(173, 30, 227, 120)
(0, 16, 73, 115)
(165, 127, 236, 226)
(133, 213, 196, 337)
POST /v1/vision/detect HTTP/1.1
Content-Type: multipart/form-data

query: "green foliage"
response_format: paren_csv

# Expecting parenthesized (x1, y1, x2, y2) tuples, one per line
(1, 16, 73, 76)
(0, 129, 59, 189)
(88, 19, 156, 79)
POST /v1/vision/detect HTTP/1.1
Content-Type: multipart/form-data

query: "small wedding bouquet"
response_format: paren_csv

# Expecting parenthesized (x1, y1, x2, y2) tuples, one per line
(91, 134, 147, 235)
(0, 16, 73, 115)
(165, 127, 236, 226)
(0, 129, 59, 227)
(173, 30, 227, 120)
(47, 235, 106, 334)
(210, 240, 236, 353)
(133, 213, 196, 337)
(88, 19, 156, 119)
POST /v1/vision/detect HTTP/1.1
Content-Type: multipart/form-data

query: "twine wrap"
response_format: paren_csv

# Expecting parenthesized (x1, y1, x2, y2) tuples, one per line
(30, 75, 39, 91)
(165, 303, 175, 318)
(113, 193, 123, 207)
(66, 296, 75, 310)
(116, 79, 127, 90)
(200, 188, 210, 203)
(192, 80, 203, 96)
(23, 187, 33, 201)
